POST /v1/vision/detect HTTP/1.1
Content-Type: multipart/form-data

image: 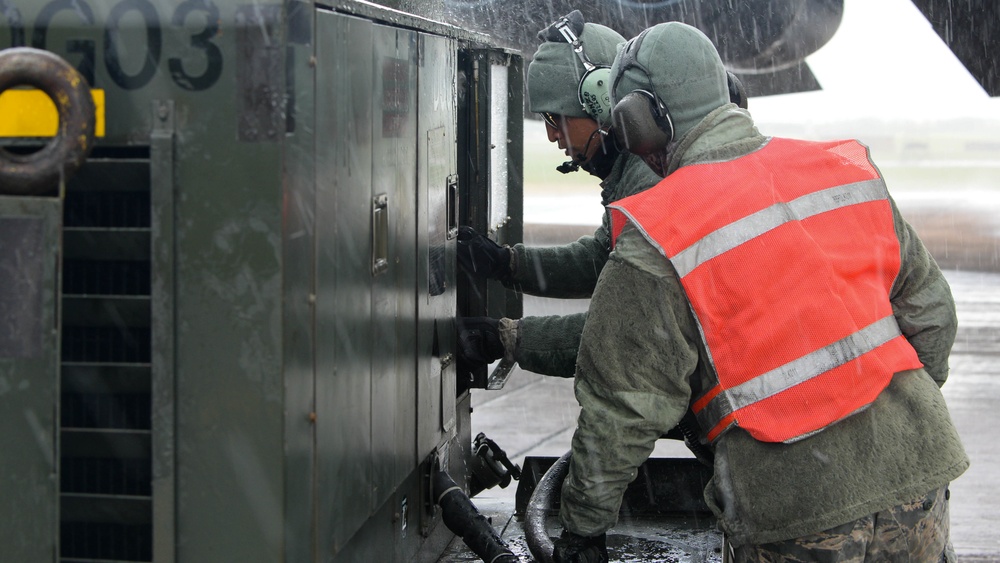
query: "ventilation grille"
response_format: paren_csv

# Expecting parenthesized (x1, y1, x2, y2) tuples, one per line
(60, 156, 153, 563)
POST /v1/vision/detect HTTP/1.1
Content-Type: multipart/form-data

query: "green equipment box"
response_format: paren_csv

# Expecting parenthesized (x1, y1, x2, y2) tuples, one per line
(0, 1, 522, 561)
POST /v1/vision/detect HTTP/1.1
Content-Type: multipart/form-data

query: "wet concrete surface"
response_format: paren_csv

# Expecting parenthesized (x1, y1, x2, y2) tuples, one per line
(445, 197, 1000, 562)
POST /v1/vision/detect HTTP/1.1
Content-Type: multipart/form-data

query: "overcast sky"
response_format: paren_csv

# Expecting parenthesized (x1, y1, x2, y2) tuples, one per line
(750, 0, 1000, 124)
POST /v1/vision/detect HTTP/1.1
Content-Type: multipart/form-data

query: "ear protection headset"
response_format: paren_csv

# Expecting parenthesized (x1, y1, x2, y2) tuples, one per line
(609, 28, 675, 157)
(551, 16, 613, 124)
(727, 70, 749, 110)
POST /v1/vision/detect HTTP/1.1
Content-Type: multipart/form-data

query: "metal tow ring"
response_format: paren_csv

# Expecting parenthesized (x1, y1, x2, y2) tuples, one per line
(0, 47, 96, 196)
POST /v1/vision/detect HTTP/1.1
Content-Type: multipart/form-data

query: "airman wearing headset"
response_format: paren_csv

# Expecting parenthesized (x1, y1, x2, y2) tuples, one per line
(455, 11, 748, 380)
(454, 10, 662, 379)
(551, 21, 967, 563)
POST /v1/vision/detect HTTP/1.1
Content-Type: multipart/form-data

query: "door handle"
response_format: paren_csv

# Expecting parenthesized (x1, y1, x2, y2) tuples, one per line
(372, 194, 388, 276)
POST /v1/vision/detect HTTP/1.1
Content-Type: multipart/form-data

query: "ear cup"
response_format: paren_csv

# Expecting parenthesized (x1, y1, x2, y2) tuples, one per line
(727, 71, 748, 109)
(609, 27, 676, 155)
(548, 14, 613, 124)
(611, 90, 673, 156)
(578, 66, 612, 123)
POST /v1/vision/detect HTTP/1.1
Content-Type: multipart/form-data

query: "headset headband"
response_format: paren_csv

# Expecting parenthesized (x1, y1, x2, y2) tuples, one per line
(553, 18, 596, 72)
(546, 15, 614, 124)
(611, 28, 653, 106)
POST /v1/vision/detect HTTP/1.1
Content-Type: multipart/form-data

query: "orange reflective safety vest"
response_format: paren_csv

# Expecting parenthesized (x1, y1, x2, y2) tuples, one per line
(608, 138, 923, 443)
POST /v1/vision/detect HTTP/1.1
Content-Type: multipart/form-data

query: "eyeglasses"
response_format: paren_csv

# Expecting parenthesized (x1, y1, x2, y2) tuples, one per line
(539, 112, 560, 129)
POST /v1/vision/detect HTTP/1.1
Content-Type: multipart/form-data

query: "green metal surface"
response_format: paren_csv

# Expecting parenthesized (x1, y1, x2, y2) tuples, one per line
(316, 10, 376, 554)
(167, 4, 285, 560)
(0, 195, 61, 563)
(370, 21, 419, 513)
(150, 99, 176, 562)
(281, 2, 317, 562)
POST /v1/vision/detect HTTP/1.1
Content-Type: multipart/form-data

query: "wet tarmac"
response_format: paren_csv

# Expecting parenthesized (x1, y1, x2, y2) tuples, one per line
(445, 195, 1000, 562)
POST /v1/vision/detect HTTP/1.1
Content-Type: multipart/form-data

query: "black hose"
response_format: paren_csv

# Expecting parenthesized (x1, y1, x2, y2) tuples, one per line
(433, 468, 519, 563)
(524, 451, 571, 563)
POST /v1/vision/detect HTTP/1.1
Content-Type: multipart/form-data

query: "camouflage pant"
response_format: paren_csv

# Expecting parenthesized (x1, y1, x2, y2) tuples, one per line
(728, 487, 955, 563)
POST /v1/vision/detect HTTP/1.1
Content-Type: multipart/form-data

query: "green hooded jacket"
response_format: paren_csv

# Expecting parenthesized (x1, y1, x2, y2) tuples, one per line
(507, 152, 661, 377)
(558, 104, 969, 545)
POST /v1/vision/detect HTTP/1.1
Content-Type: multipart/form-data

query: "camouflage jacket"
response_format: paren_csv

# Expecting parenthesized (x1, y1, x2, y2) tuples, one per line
(559, 105, 969, 545)
(509, 152, 661, 377)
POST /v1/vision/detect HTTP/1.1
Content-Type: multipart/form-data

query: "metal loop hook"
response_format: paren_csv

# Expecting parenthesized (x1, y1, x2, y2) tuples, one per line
(0, 47, 96, 196)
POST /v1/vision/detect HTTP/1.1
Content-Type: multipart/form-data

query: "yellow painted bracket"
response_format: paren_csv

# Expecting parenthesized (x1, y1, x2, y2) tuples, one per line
(0, 88, 105, 137)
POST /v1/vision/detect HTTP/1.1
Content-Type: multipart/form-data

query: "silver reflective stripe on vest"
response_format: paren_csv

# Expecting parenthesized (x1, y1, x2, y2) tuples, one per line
(672, 178, 888, 277)
(695, 315, 904, 435)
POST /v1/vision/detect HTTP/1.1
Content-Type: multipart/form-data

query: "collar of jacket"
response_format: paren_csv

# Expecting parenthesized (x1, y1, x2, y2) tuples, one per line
(599, 152, 631, 206)
(600, 151, 655, 206)
(665, 103, 767, 176)
(582, 140, 620, 180)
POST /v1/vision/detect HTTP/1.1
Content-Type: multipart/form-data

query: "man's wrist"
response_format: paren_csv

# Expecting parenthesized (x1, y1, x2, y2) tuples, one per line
(498, 317, 520, 364)
(506, 245, 518, 279)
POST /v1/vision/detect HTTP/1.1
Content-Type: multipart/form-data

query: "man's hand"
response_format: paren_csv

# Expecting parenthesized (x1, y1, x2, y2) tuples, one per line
(552, 530, 608, 563)
(456, 317, 505, 367)
(457, 226, 511, 280)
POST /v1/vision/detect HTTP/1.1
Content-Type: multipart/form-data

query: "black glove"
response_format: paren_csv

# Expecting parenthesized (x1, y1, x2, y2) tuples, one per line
(455, 317, 504, 367)
(457, 226, 511, 280)
(552, 531, 608, 563)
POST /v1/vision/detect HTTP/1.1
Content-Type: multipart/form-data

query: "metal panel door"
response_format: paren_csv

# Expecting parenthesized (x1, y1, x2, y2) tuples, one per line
(370, 22, 419, 508)
(315, 10, 375, 555)
(315, 10, 454, 558)
(415, 32, 458, 460)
